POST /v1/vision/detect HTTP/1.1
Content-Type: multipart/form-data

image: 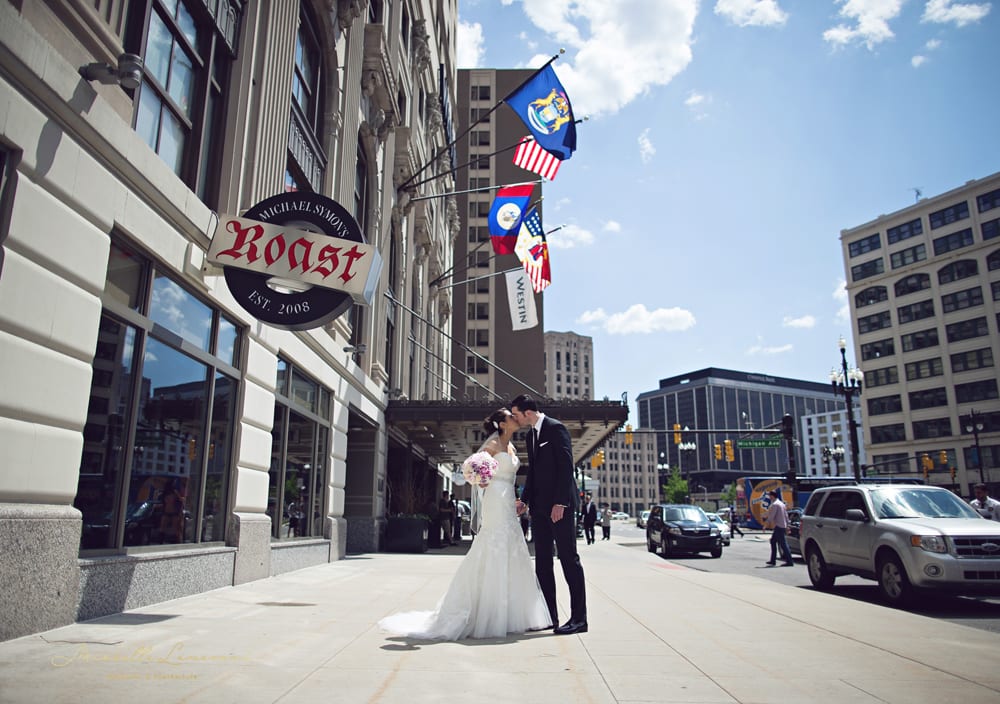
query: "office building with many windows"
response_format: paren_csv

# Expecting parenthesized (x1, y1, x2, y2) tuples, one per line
(841, 171, 1000, 492)
(544, 331, 593, 400)
(637, 368, 842, 491)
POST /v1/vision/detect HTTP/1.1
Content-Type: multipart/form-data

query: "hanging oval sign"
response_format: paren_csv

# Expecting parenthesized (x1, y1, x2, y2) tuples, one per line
(208, 192, 382, 331)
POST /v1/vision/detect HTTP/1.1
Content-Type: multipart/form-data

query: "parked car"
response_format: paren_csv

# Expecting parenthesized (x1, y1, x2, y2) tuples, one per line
(799, 483, 1000, 606)
(646, 504, 723, 558)
(786, 508, 803, 556)
(613, 511, 630, 521)
(705, 512, 731, 547)
(636, 510, 651, 528)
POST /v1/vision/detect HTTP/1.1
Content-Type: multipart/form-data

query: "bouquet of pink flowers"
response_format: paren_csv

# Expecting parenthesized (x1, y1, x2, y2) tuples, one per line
(462, 451, 497, 487)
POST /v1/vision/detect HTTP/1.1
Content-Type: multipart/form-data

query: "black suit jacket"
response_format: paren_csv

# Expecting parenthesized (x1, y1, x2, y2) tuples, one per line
(522, 415, 578, 514)
(582, 502, 597, 527)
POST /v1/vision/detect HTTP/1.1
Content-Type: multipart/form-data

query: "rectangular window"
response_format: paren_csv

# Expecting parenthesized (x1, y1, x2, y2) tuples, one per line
(848, 233, 881, 258)
(867, 395, 902, 416)
(851, 258, 884, 282)
(929, 201, 970, 229)
(467, 303, 489, 320)
(977, 187, 1000, 213)
(896, 299, 934, 325)
(886, 218, 923, 244)
(941, 286, 983, 313)
(870, 423, 906, 444)
(945, 316, 988, 343)
(904, 357, 943, 381)
(900, 328, 939, 352)
(955, 379, 999, 404)
(909, 388, 948, 410)
(951, 347, 994, 373)
(983, 218, 1000, 241)
(861, 338, 895, 361)
(890, 244, 926, 269)
(865, 366, 899, 388)
(77, 241, 240, 550)
(858, 311, 891, 334)
(932, 227, 974, 256)
(471, 85, 491, 100)
(912, 418, 952, 440)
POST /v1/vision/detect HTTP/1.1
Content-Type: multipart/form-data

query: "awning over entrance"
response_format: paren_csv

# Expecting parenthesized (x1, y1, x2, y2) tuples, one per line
(385, 398, 630, 467)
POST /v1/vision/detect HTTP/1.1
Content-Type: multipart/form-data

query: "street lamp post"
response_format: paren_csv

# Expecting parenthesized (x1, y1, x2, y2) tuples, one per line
(965, 409, 986, 485)
(821, 432, 845, 476)
(657, 453, 670, 503)
(831, 336, 863, 483)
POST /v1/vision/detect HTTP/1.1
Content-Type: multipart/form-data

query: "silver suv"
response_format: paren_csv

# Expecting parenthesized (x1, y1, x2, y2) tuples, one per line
(799, 483, 1000, 606)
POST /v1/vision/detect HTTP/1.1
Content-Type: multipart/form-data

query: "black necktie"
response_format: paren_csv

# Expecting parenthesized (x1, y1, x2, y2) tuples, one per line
(532, 427, 539, 453)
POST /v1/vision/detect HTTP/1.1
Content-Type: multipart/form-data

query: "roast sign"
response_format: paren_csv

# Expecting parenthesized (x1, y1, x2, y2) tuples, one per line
(207, 192, 382, 330)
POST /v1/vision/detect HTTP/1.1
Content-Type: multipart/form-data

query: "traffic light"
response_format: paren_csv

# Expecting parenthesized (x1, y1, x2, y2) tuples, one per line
(724, 439, 734, 462)
(938, 450, 948, 466)
(673, 423, 682, 445)
(714, 444, 722, 460)
(781, 414, 794, 441)
(921, 453, 932, 480)
(950, 466, 956, 482)
(625, 424, 633, 445)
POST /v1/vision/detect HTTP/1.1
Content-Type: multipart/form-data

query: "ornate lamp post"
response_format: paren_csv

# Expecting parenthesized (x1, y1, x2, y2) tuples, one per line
(965, 409, 985, 485)
(831, 336, 863, 482)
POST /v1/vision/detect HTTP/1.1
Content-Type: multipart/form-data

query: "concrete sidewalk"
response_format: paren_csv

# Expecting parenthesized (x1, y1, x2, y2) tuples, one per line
(1, 533, 999, 704)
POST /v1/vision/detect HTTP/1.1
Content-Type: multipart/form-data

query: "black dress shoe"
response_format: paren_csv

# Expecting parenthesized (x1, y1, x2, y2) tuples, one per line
(554, 620, 588, 635)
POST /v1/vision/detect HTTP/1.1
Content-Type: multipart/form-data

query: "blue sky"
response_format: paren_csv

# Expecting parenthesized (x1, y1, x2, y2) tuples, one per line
(455, 1, 1000, 418)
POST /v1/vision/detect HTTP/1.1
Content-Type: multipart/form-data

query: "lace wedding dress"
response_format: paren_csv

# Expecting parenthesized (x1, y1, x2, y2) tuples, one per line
(378, 450, 552, 639)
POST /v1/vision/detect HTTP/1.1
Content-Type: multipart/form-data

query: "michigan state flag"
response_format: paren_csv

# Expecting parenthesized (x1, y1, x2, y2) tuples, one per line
(505, 65, 576, 161)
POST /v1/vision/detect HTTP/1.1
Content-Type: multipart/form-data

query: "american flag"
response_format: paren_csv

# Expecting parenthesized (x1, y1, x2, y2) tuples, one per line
(512, 137, 561, 181)
(514, 209, 551, 293)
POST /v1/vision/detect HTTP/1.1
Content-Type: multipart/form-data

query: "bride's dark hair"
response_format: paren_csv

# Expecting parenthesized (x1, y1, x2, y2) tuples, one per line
(482, 408, 509, 434)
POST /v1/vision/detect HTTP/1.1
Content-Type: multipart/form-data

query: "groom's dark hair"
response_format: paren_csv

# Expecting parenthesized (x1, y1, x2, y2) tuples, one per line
(510, 393, 538, 413)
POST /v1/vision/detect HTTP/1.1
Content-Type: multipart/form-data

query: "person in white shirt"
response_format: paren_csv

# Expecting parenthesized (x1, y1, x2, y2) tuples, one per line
(763, 490, 794, 566)
(970, 483, 1000, 521)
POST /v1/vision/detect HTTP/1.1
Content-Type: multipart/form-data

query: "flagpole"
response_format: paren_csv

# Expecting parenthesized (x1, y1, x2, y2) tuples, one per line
(405, 139, 525, 191)
(428, 238, 491, 288)
(396, 50, 565, 193)
(384, 291, 545, 398)
(435, 266, 523, 291)
(409, 179, 541, 202)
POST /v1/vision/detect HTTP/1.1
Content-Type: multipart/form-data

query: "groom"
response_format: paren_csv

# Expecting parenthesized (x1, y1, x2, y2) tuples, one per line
(511, 394, 588, 635)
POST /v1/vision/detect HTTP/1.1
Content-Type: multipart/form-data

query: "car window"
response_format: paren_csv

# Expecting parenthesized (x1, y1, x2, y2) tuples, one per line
(804, 492, 824, 515)
(818, 491, 863, 519)
(872, 488, 982, 519)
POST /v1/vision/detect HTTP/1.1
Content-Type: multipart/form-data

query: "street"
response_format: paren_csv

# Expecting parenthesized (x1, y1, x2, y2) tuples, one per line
(613, 520, 1000, 634)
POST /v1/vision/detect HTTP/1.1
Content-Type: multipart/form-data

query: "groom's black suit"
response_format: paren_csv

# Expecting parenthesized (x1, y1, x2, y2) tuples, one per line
(522, 415, 587, 628)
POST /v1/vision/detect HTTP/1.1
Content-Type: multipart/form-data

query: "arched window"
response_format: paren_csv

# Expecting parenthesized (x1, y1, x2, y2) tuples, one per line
(855, 286, 887, 308)
(894, 273, 930, 297)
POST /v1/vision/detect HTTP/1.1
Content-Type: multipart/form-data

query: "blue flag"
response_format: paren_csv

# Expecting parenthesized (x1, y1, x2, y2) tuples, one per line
(505, 65, 576, 161)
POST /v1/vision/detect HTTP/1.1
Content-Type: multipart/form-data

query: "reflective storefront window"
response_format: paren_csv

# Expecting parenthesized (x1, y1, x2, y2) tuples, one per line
(76, 242, 241, 551)
(268, 357, 329, 539)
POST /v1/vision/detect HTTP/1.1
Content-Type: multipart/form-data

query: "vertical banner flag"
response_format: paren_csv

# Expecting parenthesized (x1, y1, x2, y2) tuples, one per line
(513, 137, 562, 181)
(514, 208, 552, 293)
(505, 268, 538, 331)
(505, 65, 576, 161)
(488, 184, 534, 255)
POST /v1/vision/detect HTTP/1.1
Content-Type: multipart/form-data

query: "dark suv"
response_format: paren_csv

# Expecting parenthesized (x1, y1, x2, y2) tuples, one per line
(646, 504, 723, 558)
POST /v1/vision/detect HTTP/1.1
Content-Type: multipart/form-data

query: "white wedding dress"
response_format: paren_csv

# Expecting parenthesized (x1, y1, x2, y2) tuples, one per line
(378, 451, 552, 640)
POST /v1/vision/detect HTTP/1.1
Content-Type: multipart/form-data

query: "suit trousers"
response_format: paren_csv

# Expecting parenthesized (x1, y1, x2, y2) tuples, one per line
(531, 510, 587, 624)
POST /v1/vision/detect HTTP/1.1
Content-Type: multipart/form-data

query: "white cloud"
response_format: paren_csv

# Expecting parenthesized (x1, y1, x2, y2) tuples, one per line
(922, 0, 992, 26)
(823, 0, 904, 50)
(603, 220, 622, 233)
(684, 92, 705, 107)
(783, 315, 817, 328)
(833, 279, 851, 324)
(548, 223, 595, 249)
(925, 38, 943, 49)
(576, 304, 697, 334)
(714, 0, 789, 27)
(746, 340, 794, 355)
(912, 54, 928, 67)
(456, 21, 485, 68)
(684, 91, 712, 119)
(638, 128, 656, 164)
(520, 0, 699, 116)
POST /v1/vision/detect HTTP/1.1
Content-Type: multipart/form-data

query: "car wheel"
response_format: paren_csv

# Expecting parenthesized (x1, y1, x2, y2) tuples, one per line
(877, 554, 914, 606)
(806, 545, 835, 590)
(660, 533, 672, 557)
(710, 547, 722, 558)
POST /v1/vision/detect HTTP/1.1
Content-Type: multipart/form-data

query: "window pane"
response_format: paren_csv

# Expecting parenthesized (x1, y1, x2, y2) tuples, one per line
(291, 368, 317, 413)
(168, 42, 196, 117)
(158, 107, 186, 173)
(150, 271, 212, 351)
(203, 372, 236, 542)
(77, 318, 138, 549)
(135, 87, 162, 153)
(175, 0, 198, 48)
(147, 13, 173, 86)
(127, 337, 208, 546)
(217, 315, 238, 366)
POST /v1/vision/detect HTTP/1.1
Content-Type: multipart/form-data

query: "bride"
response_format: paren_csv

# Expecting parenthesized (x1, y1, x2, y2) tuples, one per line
(378, 409, 552, 639)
